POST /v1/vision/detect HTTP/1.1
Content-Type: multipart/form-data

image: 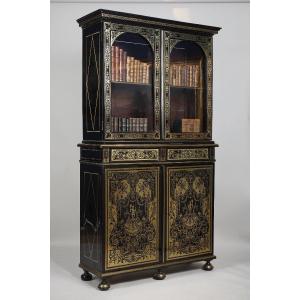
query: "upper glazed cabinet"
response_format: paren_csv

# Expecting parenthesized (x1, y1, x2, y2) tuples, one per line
(82, 12, 218, 141)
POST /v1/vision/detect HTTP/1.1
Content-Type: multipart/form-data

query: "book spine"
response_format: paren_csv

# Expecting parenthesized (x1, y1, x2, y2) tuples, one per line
(139, 118, 143, 132)
(126, 56, 131, 83)
(123, 51, 127, 82)
(144, 118, 148, 132)
(115, 47, 120, 81)
(146, 64, 150, 84)
(126, 118, 129, 132)
(189, 65, 192, 87)
(136, 118, 139, 132)
(122, 117, 126, 132)
(132, 118, 136, 132)
(111, 46, 115, 81)
(195, 65, 199, 87)
(119, 48, 123, 81)
(134, 59, 138, 83)
(129, 117, 133, 132)
(118, 117, 122, 132)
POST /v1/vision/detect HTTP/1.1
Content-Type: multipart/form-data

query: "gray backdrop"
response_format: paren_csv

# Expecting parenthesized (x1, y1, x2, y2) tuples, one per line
(51, 1, 249, 299)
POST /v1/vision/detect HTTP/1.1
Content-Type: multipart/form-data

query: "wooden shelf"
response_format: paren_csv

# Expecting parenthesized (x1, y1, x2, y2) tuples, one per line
(111, 81, 151, 86)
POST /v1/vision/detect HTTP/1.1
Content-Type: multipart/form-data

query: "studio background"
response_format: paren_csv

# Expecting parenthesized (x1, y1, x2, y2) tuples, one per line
(51, 1, 249, 299)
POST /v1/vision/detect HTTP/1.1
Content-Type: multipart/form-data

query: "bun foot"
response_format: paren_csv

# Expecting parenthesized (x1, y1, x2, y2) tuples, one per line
(98, 279, 110, 291)
(203, 261, 214, 271)
(81, 270, 93, 281)
(153, 270, 166, 280)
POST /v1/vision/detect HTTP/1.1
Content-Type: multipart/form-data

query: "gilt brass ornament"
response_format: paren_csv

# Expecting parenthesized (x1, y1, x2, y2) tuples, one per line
(167, 166, 212, 260)
(105, 168, 160, 270)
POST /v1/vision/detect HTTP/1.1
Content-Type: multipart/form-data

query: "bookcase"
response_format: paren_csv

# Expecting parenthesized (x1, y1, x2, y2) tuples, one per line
(77, 9, 221, 291)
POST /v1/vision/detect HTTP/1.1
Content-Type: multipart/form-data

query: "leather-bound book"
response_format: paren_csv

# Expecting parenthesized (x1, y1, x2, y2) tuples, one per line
(119, 48, 123, 81)
(182, 118, 200, 132)
(111, 46, 116, 81)
(123, 51, 127, 82)
(115, 46, 120, 81)
(126, 56, 131, 82)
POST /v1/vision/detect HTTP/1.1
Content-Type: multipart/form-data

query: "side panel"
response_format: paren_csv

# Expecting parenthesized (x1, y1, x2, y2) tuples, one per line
(82, 23, 103, 141)
(80, 163, 103, 272)
(105, 167, 160, 270)
(166, 165, 214, 261)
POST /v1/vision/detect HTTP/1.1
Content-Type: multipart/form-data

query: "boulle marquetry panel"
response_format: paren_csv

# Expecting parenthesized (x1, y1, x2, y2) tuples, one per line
(77, 9, 220, 290)
(166, 166, 213, 260)
(105, 167, 160, 270)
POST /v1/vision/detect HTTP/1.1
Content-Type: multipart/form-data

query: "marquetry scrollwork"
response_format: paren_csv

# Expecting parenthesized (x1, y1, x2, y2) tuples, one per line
(103, 22, 161, 140)
(167, 166, 212, 260)
(164, 31, 213, 139)
(105, 168, 160, 269)
(111, 149, 159, 162)
(167, 148, 209, 160)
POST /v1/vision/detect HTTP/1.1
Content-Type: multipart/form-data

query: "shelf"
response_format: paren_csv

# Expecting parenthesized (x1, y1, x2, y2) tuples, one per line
(111, 81, 151, 86)
(169, 85, 204, 90)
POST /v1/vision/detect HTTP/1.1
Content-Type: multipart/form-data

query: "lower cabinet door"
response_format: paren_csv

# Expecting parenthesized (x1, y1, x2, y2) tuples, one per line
(166, 165, 213, 261)
(105, 167, 160, 270)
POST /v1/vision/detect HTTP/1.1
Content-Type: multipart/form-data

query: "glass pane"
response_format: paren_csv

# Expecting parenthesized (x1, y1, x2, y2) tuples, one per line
(169, 41, 206, 133)
(111, 33, 154, 133)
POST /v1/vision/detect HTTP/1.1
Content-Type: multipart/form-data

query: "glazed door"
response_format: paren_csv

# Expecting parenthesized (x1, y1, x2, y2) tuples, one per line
(163, 31, 213, 140)
(166, 165, 213, 261)
(105, 167, 161, 270)
(103, 21, 161, 140)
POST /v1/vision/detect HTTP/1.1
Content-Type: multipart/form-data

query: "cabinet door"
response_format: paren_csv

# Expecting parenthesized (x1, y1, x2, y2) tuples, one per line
(166, 165, 213, 261)
(163, 31, 213, 140)
(105, 167, 160, 270)
(103, 21, 161, 140)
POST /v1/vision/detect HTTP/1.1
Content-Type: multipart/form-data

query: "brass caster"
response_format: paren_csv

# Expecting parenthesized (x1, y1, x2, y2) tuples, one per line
(98, 279, 110, 291)
(153, 270, 166, 280)
(203, 261, 214, 271)
(81, 270, 93, 281)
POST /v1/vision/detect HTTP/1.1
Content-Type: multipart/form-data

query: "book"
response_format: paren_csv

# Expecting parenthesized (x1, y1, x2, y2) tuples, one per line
(111, 46, 116, 81)
(115, 47, 120, 81)
(126, 56, 131, 82)
(123, 51, 127, 82)
(118, 117, 122, 132)
(119, 48, 123, 81)
(181, 118, 200, 133)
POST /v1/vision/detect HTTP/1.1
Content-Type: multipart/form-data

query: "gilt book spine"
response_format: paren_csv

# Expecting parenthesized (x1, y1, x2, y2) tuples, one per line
(115, 47, 120, 81)
(111, 46, 116, 81)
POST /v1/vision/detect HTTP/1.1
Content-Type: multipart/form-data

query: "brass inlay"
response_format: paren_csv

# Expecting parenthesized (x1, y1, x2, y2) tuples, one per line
(164, 31, 213, 140)
(103, 22, 161, 140)
(85, 33, 100, 132)
(166, 166, 213, 261)
(101, 13, 219, 34)
(111, 149, 159, 162)
(167, 148, 209, 160)
(105, 167, 160, 270)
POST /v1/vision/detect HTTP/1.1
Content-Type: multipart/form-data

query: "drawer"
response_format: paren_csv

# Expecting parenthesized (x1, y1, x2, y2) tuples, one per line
(167, 148, 209, 161)
(110, 148, 159, 162)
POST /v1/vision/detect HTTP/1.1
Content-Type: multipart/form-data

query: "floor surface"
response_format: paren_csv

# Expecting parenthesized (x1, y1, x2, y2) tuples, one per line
(51, 236, 249, 300)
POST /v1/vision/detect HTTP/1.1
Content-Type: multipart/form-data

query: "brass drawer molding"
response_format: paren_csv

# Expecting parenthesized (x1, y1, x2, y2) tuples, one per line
(167, 148, 209, 160)
(111, 149, 159, 161)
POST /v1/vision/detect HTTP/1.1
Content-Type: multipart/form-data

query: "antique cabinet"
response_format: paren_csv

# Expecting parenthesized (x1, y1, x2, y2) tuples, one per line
(77, 9, 220, 291)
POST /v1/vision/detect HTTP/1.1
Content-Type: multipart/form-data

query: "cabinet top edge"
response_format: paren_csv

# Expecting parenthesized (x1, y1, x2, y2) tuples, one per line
(76, 9, 221, 34)
(77, 142, 219, 149)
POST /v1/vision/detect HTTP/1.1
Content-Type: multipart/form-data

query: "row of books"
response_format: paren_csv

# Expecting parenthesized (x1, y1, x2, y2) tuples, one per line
(112, 117, 148, 133)
(169, 63, 202, 88)
(111, 46, 151, 84)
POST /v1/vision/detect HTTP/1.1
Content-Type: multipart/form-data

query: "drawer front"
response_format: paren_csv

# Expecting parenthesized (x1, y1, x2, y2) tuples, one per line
(167, 148, 209, 161)
(166, 165, 213, 261)
(111, 149, 159, 162)
(105, 167, 160, 270)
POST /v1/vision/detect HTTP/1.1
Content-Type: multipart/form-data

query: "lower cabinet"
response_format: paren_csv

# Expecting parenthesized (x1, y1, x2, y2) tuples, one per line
(79, 162, 215, 289)
(166, 165, 213, 261)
